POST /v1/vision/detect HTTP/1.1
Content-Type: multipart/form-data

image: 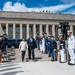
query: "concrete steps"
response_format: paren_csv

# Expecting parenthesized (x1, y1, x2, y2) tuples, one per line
(10, 48, 51, 63)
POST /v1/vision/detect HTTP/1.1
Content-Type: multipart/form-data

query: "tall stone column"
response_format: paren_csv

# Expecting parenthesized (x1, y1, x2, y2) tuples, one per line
(40, 24, 42, 36)
(58, 25, 61, 35)
(58, 29, 61, 36)
(33, 24, 36, 38)
(6, 23, 8, 35)
(20, 24, 22, 39)
(13, 23, 15, 39)
(57, 25, 61, 36)
(46, 24, 49, 36)
(52, 25, 55, 36)
(27, 24, 29, 39)
(70, 25, 73, 33)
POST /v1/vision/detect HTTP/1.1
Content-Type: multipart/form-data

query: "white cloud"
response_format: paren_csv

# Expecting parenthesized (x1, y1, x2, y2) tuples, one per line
(3, 1, 28, 12)
(71, 11, 75, 14)
(2, 1, 75, 14)
(63, 10, 75, 14)
(39, 3, 75, 13)
(61, 0, 75, 4)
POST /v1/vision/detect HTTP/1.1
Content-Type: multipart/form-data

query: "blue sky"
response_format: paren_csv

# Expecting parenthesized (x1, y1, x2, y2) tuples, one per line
(0, 0, 75, 14)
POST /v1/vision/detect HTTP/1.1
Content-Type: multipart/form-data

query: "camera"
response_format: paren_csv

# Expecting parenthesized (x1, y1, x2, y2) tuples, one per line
(58, 21, 69, 40)
(59, 21, 69, 28)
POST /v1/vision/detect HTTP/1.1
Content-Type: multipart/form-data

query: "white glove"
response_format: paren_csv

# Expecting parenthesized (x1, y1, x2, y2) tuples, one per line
(54, 49, 56, 51)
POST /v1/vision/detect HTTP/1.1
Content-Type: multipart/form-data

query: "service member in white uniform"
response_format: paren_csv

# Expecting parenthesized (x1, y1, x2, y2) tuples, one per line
(59, 34, 66, 63)
(67, 31, 75, 65)
(40, 36, 45, 53)
(42, 37, 45, 53)
(40, 36, 43, 53)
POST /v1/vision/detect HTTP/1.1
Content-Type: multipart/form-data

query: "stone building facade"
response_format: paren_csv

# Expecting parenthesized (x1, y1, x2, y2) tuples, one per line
(0, 11, 75, 39)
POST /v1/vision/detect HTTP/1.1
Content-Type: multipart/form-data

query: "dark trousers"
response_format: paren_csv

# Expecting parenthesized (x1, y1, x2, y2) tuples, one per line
(54, 50, 58, 61)
(21, 51, 25, 62)
(45, 45, 48, 53)
(36, 41, 40, 50)
(28, 48, 35, 60)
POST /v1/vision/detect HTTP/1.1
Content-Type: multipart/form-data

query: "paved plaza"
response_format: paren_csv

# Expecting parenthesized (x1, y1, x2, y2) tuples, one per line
(0, 61, 75, 75)
(0, 49, 75, 75)
(10, 49, 50, 63)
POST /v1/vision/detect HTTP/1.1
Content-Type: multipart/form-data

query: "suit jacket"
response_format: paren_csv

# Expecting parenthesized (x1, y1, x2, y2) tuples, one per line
(44, 36, 48, 45)
(27, 38, 36, 50)
(51, 40, 57, 50)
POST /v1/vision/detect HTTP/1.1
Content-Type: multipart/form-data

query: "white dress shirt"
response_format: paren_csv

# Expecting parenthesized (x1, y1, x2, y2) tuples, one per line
(19, 41, 28, 51)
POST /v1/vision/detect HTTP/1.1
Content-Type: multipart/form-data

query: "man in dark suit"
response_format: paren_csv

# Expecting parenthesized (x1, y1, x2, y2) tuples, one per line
(27, 35, 36, 61)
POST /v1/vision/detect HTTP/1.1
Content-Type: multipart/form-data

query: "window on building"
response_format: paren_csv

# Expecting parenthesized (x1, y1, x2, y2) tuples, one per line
(42, 25, 46, 34)
(15, 24, 20, 39)
(73, 26, 75, 36)
(29, 25, 33, 37)
(49, 25, 52, 36)
(22, 25, 26, 38)
(67, 25, 70, 31)
(8, 24, 13, 39)
(36, 25, 40, 35)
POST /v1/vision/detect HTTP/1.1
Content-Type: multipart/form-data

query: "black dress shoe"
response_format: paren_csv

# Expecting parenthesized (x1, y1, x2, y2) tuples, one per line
(68, 63, 74, 65)
(60, 62, 65, 63)
(29, 58, 31, 60)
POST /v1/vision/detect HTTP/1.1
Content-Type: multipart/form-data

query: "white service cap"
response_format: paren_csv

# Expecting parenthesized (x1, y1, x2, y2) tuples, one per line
(67, 30, 72, 33)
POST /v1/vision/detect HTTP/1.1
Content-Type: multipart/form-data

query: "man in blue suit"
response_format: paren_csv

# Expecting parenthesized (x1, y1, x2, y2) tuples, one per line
(27, 35, 36, 61)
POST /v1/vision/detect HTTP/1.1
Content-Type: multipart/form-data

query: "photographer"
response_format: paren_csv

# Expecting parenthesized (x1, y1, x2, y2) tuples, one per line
(58, 21, 69, 63)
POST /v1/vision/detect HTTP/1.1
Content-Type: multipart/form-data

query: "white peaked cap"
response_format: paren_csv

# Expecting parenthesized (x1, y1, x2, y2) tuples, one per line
(67, 30, 72, 33)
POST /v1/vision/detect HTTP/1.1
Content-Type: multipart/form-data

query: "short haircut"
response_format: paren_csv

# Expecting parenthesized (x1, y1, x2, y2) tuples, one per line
(51, 36, 54, 38)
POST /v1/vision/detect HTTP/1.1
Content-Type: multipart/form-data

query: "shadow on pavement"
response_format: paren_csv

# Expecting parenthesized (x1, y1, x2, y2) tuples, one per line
(26, 57, 42, 62)
(0, 67, 21, 72)
(0, 64, 17, 68)
(9, 58, 16, 60)
(0, 63, 24, 75)
(1, 71, 23, 75)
